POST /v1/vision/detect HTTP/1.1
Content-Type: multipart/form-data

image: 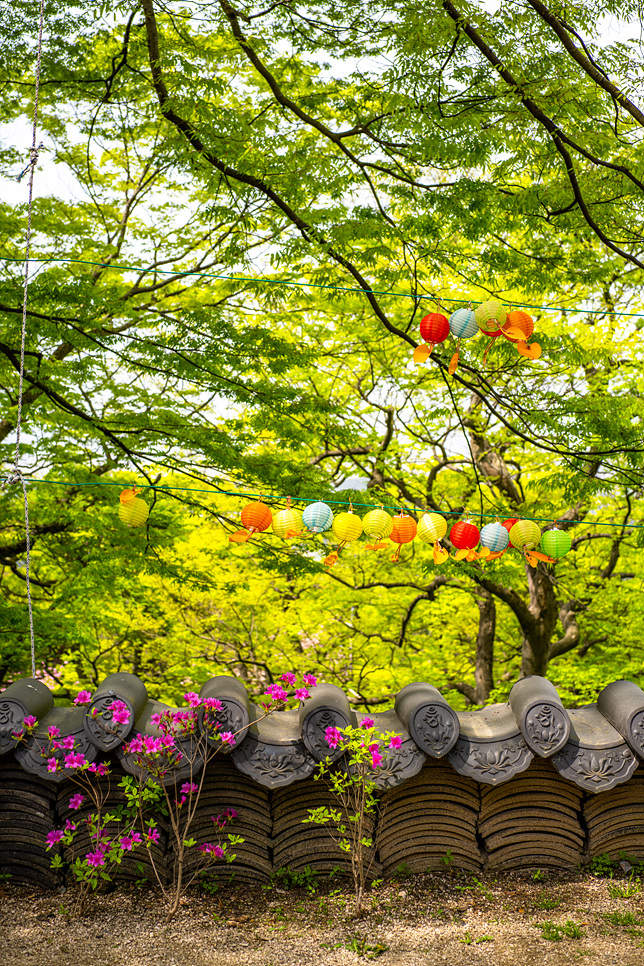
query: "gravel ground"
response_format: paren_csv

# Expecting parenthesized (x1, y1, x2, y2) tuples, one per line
(1, 869, 642, 966)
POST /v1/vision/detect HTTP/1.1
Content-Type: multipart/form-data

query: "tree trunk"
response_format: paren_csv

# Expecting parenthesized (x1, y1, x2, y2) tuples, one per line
(520, 564, 560, 677)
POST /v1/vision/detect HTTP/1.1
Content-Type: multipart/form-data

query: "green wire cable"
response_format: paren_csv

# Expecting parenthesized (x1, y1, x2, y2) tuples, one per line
(1, 255, 643, 318)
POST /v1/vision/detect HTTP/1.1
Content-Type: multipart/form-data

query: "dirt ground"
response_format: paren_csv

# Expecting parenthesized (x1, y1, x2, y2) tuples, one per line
(0, 868, 642, 966)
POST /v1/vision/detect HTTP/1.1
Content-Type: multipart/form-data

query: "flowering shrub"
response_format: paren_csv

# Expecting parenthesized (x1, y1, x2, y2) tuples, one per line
(303, 718, 402, 917)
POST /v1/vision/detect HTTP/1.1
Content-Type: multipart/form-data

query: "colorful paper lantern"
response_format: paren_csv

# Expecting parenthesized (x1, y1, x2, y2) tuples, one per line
(475, 300, 506, 336)
(302, 501, 334, 533)
(480, 522, 510, 552)
(390, 514, 417, 562)
(118, 488, 149, 528)
(541, 528, 571, 559)
(417, 513, 447, 544)
(414, 312, 450, 364)
(449, 308, 478, 340)
(363, 508, 393, 549)
(229, 501, 273, 543)
(450, 521, 480, 550)
(501, 309, 541, 360)
(324, 511, 363, 567)
(509, 519, 542, 550)
(501, 518, 518, 545)
(272, 506, 303, 539)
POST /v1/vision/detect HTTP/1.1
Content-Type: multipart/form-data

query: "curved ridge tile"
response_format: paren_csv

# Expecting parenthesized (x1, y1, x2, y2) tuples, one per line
(83, 673, 147, 751)
(597, 680, 644, 760)
(509, 676, 570, 757)
(198, 675, 251, 753)
(0, 679, 53, 756)
(14, 707, 97, 782)
(394, 682, 459, 758)
(299, 683, 355, 762)
(232, 707, 316, 788)
(552, 705, 638, 793)
(448, 704, 533, 786)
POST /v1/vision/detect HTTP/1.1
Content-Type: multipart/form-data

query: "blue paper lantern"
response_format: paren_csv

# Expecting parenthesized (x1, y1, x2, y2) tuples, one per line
(480, 522, 510, 552)
(449, 308, 478, 339)
(302, 501, 334, 533)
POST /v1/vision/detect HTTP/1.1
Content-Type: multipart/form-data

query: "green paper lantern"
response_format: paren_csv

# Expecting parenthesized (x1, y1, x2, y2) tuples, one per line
(541, 528, 571, 559)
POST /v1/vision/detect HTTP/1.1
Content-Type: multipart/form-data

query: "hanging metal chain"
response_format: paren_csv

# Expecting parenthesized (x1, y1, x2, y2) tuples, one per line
(5, 0, 47, 678)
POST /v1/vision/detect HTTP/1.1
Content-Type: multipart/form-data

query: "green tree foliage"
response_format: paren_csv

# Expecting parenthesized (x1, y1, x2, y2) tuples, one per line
(1, 0, 643, 704)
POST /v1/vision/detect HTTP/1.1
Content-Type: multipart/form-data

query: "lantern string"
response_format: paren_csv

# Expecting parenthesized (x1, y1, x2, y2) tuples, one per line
(1, 254, 644, 319)
(3, 0, 46, 678)
(1, 475, 643, 529)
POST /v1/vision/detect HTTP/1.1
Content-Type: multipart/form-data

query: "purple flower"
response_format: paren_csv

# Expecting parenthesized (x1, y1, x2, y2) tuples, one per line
(180, 782, 198, 795)
(360, 717, 375, 729)
(47, 726, 60, 739)
(225, 808, 238, 820)
(107, 699, 130, 726)
(281, 672, 297, 687)
(46, 830, 64, 849)
(23, 715, 37, 728)
(203, 697, 223, 712)
(264, 684, 288, 703)
(388, 735, 403, 750)
(73, 690, 92, 706)
(119, 832, 142, 851)
(325, 726, 343, 750)
(86, 850, 106, 867)
(47, 757, 58, 773)
(183, 691, 200, 708)
(69, 793, 85, 811)
(198, 843, 224, 858)
(88, 762, 108, 776)
(295, 688, 310, 701)
(150, 713, 162, 726)
(369, 743, 383, 769)
(62, 735, 75, 750)
(303, 674, 317, 688)
(126, 735, 144, 754)
(63, 752, 86, 769)
(146, 826, 160, 844)
(65, 820, 76, 832)
(220, 731, 236, 746)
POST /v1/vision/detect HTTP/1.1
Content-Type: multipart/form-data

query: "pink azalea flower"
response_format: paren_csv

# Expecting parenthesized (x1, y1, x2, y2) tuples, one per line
(183, 692, 200, 708)
(220, 731, 236, 746)
(203, 697, 223, 712)
(47, 758, 58, 773)
(360, 717, 375, 729)
(23, 715, 37, 728)
(51, 741, 62, 750)
(119, 832, 142, 851)
(295, 688, 310, 701)
(69, 793, 85, 810)
(86, 850, 106, 867)
(47, 726, 60, 739)
(65, 820, 76, 832)
(369, 743, 383, 769)
(62, 735, 75, 750)
(146, 826, 160, 844)
(225, 808, 238, 820)
(88, 762, 108, 776)
(150, 713, 162, 726)
(325, 726, 343, 750)
(281, 672, 297, 687)
(180, 782, 198, 795)
(46, 830, 64, 849)
(303, 674, 317, 688)
(11, 729, 24, 739)
(107, 699, 130, 726)
(198, 843, 224, 858)
(388, 735, 403, 750)
(73, 690, 92, 706)
(63, 752, 86, 769)
(264, 684, 288, 703)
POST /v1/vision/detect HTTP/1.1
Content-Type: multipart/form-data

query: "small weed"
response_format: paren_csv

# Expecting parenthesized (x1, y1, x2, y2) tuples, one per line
(394, 862, 410, 880)
(440, 849, 454, 867)
(602, 911, 640, 927)
(535, 919, 585, 941)
(460, 931, 493, 945)
(534, 892, 561, 911)
(532, 869, 548, 882)
(588, 853, 614, 877)
(323, 936, 388, 959)
(271, 865, 319, 893)
(608, 872, 642, 899)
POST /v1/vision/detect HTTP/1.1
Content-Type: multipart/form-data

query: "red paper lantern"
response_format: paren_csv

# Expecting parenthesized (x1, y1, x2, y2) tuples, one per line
(420, 313, 450, 344)
(450, 521, 480, 550)
(501, 518, 518, 546)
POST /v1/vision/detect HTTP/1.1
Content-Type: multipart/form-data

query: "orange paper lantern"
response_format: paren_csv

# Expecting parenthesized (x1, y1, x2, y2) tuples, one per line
(229, 501, 273, 544)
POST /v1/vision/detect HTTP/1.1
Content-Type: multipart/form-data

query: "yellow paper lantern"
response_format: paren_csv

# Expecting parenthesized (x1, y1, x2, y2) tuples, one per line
(332, 512, 363, 543)
(272, 508, 303, 539)
(417, 513, 447, 544)
(475, 299, 506, 335)
(509, 519, 542, 550)
(118, 497, 149, 528)
(363, 509, 393, 542)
